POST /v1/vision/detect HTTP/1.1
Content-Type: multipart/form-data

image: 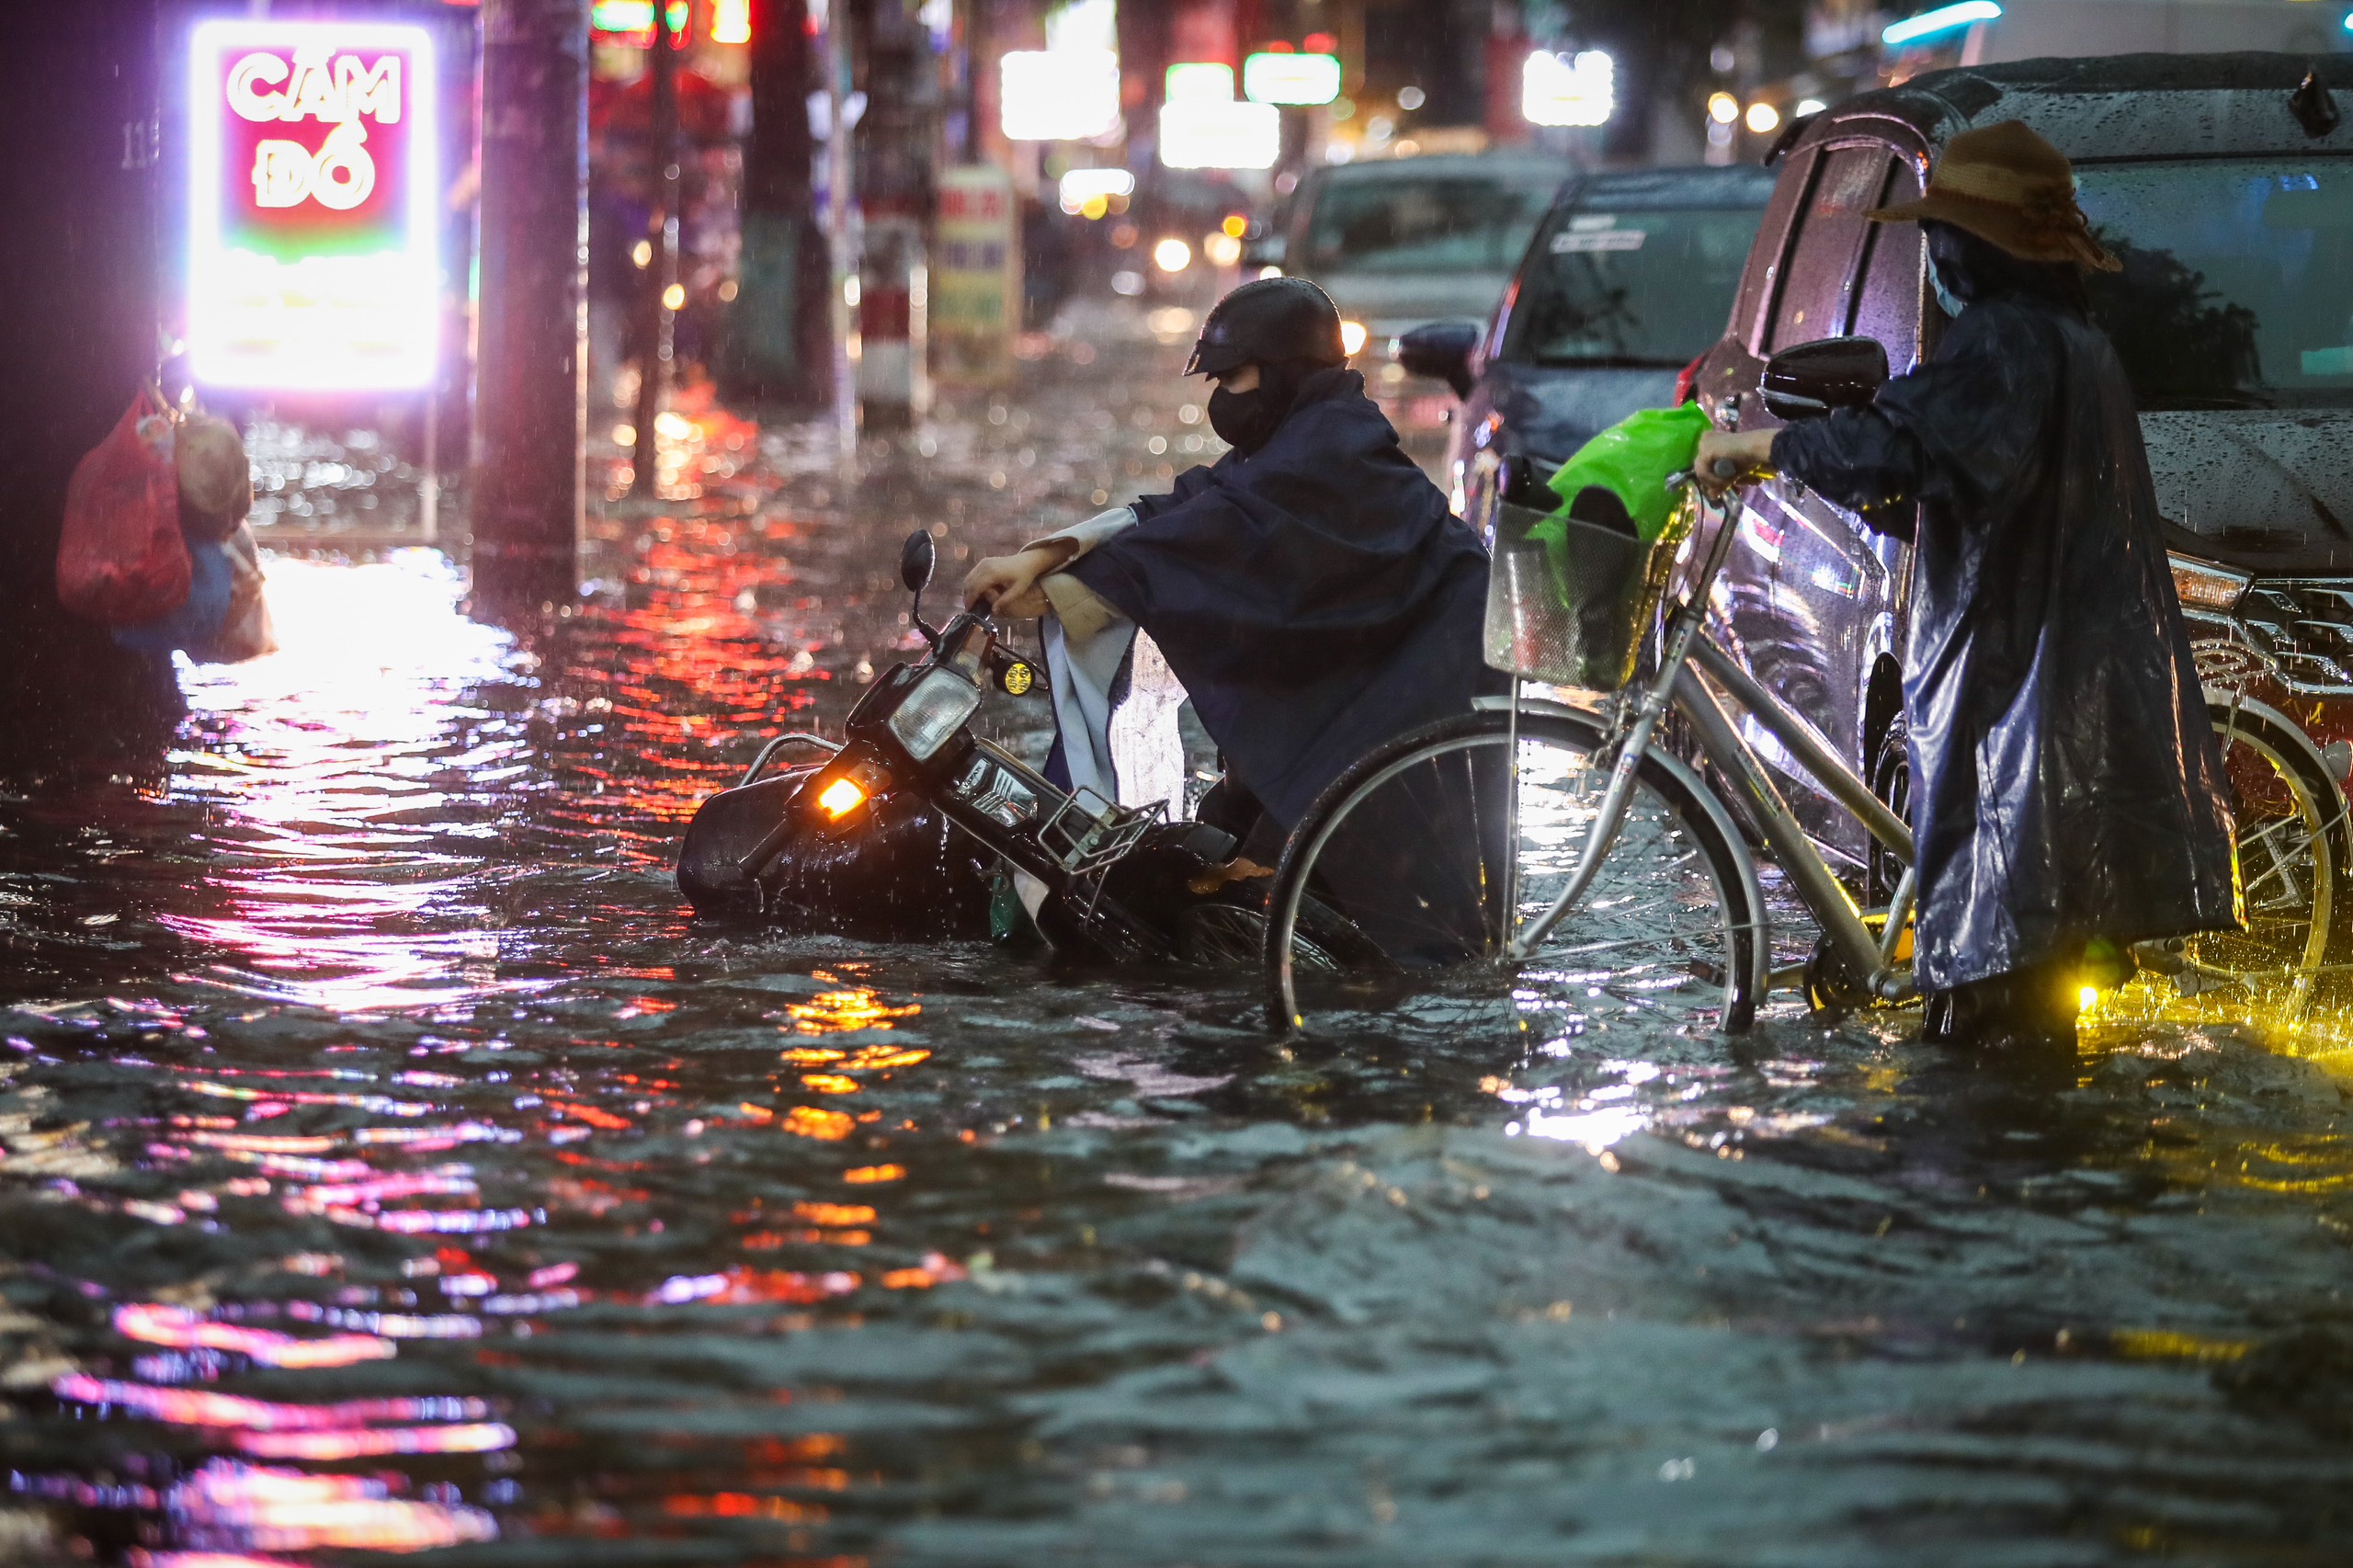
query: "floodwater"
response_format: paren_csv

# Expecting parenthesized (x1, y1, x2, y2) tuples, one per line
(6, 308, 2353, 1567)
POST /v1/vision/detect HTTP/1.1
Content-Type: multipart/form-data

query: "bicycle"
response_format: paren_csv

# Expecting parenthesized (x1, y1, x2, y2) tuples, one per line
(1259, 477, 2328, 1040)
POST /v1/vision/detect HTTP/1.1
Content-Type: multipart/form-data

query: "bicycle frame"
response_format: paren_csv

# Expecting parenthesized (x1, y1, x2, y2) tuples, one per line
(1504, 490, 1920, 1004)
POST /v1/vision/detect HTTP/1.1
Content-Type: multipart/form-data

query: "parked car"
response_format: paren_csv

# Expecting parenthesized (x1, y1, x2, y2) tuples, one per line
(1397, 164, 1778, 523)
(1251, 151, 1571, 457)
(1690, 52, 2353, 996)
(1253, 151, 1573, 354)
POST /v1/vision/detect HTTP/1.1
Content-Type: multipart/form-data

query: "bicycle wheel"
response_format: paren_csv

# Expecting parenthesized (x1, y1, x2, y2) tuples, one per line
(2162, 701, 2337, 1019)
(1263, 710, 1762, 1041)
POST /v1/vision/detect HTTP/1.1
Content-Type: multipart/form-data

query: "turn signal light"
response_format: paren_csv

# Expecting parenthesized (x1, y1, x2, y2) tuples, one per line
(817, 778, 868, 819)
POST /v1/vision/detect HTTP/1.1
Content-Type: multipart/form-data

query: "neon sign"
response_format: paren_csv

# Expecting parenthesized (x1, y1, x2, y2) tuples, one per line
(188, 20, 438, 391)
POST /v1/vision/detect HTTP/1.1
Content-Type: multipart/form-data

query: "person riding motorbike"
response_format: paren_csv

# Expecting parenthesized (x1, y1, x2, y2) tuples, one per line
(963, 277, 1493, 873)
(1696, 120, 2239, 1040)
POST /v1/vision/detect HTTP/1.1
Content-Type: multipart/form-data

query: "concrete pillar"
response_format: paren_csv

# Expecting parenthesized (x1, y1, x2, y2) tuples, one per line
(0, 0, 181, 755)
(473, 0, 588, 608)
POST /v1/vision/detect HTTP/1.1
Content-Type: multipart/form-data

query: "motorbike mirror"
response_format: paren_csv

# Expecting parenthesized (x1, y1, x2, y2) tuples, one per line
(899, 529, 937, 594)
(1759, 335, 1889, 421)
(1397, 320, 1482, 399)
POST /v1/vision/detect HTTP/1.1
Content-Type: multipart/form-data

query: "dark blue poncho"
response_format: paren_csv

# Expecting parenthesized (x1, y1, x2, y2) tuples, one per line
(1069, 367, 1491, 827)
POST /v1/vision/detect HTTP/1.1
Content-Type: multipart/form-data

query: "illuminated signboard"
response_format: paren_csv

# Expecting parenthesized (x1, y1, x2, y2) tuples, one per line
(1243, 52, 1341, 106)
(999, 49, 1122, 141)
(188, 20, 438, 391)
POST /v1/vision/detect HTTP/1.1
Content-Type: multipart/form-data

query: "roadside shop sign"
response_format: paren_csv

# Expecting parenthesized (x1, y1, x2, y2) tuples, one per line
(932, 165, 1018, 386)
(187, 19, 439, 391)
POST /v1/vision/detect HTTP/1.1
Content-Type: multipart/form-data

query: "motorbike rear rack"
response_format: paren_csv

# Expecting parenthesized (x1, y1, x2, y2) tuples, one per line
(1040, 789, 1162, 915)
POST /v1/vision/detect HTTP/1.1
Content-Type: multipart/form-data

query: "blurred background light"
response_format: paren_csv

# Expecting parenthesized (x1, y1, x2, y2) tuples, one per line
(999, 49, 1121, 141)
(1242, 51, 1341, 106)
(1521, 49, 1614, 128)
(1881, 0, 2003, 47)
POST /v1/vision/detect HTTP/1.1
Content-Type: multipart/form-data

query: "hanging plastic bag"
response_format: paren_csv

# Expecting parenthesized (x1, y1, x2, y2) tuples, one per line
(200, 524, 277, 663)
(1535, 402, 1712, 545)
(57, 387, 189, 626)
(112, 409, 275, 664)
(112, 534, 234, 657)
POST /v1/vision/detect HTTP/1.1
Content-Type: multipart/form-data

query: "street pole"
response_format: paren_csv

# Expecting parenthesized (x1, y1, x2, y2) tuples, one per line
(826, 2, 858, 455)
(630, 0, 679, 498)
(731, 0, 825, 406)
(855, 0, 931, 432)
(474, 0, 588, 608)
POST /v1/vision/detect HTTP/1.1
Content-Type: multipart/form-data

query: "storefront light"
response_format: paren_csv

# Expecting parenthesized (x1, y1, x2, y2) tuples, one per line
(1243, 51, 1341, 106)
(710, 0, 750, 44)
(1522, 50, 1613, 129)
(1708, 92, 1740, 124)
(1000, 49, 1122, 142)
(590, 0, 688, 39)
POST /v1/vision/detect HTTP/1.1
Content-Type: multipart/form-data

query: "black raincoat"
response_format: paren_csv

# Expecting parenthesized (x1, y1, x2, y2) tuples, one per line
(1068, 367, 1491, 827)
(1772, 294, 2239, 993)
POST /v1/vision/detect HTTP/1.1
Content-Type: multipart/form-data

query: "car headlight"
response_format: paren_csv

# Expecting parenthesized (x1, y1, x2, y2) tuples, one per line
(888, 668, 982, 762)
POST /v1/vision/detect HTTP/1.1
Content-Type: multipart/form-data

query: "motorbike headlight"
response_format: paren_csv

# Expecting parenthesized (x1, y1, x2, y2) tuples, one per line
(888, 668, 981, 762)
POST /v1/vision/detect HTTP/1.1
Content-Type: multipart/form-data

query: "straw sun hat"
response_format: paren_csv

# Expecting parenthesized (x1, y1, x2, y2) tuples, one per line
(1868, 119, 2120, 271)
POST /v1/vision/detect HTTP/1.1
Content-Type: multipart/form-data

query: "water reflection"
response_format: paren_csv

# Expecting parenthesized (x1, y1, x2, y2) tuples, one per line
(5, 317, 2353, 1563)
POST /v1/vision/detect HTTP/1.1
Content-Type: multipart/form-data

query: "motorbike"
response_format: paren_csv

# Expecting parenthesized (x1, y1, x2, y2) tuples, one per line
(678, 530, 1333, 965)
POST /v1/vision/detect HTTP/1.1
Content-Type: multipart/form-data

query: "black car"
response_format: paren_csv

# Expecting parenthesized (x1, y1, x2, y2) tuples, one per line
(1400, 165, 1777, 524)
(1691, 53, 2353, 974)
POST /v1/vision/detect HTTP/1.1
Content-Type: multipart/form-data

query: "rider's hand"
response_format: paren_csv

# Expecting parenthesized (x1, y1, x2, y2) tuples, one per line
(962, 543, 1070, 619)
(1694, 429, 1776, 498)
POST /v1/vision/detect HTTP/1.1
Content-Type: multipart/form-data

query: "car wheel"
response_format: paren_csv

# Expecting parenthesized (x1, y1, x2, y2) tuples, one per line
(1865, 713, 1910, 908)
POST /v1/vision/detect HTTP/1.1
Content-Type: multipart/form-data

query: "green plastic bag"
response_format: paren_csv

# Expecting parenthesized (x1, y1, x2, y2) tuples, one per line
(1535, 402, 1711, 545)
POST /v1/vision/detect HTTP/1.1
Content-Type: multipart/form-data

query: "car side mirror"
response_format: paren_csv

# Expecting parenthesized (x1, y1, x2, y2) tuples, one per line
(899, 529, 936, 594)
(1398, 320, 1482, 399)
(1759, 335, 1888, 420)
(1498, 452, 1554, 508)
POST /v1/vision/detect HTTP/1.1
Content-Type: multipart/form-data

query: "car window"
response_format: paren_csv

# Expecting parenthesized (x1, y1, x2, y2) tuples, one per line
(2075, 157, 2353, 411)
(1302, 169, 1557, 276)
(1502, 201, 1768, 369)
(1849, 158, 1923, 369)
(1731, 150, 1814, 354)
(1767, 146, 1889, 352)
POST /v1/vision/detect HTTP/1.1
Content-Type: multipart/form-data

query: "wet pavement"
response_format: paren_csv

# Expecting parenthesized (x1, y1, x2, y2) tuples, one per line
(6, 301, 2353, 1565)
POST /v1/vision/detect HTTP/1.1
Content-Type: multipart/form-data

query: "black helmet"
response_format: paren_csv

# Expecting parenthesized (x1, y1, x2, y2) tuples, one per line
(1184, 277, 1347, 377)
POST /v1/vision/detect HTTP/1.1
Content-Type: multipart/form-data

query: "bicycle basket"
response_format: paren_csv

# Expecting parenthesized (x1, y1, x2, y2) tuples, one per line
(1483, 501, 1680, 692)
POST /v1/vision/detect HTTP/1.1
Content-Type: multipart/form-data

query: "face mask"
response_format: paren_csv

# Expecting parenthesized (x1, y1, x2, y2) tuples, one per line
(1208, 384, 1284, 454)
(1927, 253, 1970, 320)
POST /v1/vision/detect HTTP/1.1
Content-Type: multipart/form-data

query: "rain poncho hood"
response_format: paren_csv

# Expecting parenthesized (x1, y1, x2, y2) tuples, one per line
(1067, 367, 1491, 827)
(1771, 293, 2239, 992)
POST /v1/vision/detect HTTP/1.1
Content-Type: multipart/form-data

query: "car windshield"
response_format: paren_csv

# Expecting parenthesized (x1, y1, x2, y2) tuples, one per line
(1302, 169, 1556, 276)
(2077, 157, 2353, 410)
(1502, 202, 1766, 368)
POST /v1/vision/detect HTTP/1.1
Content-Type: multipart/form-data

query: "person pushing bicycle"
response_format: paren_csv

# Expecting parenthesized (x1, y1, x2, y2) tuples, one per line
(1697, 120, 2238, 1040)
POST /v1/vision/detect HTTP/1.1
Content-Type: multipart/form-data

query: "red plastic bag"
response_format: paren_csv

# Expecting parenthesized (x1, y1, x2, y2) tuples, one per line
(57, 388, 189, 626)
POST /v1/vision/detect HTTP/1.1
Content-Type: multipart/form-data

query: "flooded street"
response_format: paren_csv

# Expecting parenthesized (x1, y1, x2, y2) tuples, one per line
(7, 309, 2353, 1567)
